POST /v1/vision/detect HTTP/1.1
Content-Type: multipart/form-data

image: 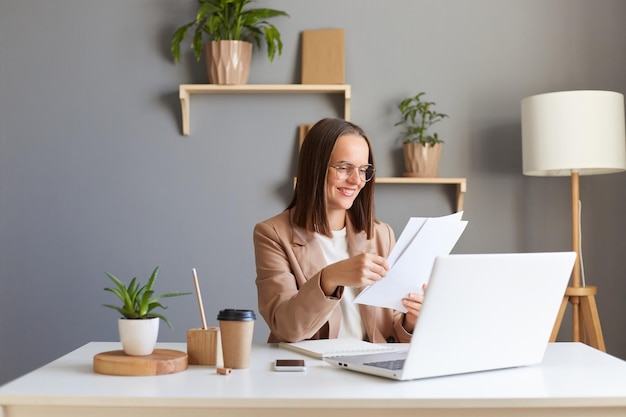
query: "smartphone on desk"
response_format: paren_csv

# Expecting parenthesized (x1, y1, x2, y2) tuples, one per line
(274, 359, 306, 372)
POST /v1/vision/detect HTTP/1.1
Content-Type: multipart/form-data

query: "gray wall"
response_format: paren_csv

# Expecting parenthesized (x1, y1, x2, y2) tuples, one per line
(1, 0, 625, 385)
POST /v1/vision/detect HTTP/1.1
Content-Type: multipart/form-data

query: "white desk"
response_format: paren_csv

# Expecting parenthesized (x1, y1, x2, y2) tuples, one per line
(1, 342, 625, 417)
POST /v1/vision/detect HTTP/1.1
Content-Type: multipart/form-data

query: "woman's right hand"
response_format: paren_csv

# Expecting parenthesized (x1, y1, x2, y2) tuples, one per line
(320, 253, 389, 296)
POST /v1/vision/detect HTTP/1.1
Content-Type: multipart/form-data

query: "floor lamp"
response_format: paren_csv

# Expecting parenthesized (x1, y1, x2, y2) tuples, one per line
(521, 90, 626, 352)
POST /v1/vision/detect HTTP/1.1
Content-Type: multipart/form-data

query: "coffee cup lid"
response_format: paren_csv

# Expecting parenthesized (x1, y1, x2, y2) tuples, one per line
(217, 309, 256, 321)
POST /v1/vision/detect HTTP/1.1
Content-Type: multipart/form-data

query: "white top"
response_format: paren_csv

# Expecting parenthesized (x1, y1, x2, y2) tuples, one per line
(317, 228, 365, 340)
(0, 342, 625, 417)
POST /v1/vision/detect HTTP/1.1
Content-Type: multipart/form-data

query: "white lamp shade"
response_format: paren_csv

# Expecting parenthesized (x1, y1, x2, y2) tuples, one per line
(521, 90, 626, 176)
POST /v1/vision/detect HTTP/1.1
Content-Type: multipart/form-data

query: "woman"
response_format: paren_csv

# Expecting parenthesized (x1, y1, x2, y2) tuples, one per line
(254, 118, 423, 343)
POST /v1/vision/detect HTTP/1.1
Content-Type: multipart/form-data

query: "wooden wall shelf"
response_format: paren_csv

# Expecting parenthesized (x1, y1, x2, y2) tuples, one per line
(294, 177, 467, 213)
(179, 84, 351, 136)
(375, 177, 467, 212)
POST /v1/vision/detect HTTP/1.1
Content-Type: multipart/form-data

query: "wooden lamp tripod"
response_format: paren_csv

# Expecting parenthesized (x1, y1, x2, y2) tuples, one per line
(549, 172, 605, 351)
(521, 90, 626, 352)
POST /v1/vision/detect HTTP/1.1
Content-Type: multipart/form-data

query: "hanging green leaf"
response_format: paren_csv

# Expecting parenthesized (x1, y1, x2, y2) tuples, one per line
(170, 0, 288, 63)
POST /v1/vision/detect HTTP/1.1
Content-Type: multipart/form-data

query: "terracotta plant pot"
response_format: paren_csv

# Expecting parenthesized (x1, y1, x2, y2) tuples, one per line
(403, 142, 442, 178)
(205, 40, 253, 85)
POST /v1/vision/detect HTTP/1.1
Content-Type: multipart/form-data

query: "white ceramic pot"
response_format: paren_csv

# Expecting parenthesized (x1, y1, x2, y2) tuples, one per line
(118, 317, 159, 356)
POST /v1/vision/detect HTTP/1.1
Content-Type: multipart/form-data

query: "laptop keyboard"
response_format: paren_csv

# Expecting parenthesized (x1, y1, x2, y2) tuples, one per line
(364, 359, 405, 370)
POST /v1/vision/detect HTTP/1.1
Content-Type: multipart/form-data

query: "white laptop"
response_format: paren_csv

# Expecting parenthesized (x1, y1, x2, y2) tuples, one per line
(325, 252, 576, 380)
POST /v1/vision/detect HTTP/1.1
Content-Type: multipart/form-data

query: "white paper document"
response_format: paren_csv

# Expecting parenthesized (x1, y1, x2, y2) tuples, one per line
(354, 212, 467, 312)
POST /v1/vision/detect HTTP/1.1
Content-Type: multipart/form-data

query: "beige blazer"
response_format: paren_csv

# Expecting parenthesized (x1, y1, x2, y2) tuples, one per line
(254, 209, 412, 344)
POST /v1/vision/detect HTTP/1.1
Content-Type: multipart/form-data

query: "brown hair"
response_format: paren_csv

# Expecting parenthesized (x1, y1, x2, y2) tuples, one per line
(287, 118, 376, 238)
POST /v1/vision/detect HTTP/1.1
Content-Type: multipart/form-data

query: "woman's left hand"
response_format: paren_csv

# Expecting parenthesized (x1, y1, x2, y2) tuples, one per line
(401, 283, 427, 333)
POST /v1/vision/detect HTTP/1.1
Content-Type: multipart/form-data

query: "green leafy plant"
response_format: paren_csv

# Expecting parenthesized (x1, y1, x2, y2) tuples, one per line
(170, 0, 289, 63)
(395, 92, 449, 147)
(103, 266, 191, 329)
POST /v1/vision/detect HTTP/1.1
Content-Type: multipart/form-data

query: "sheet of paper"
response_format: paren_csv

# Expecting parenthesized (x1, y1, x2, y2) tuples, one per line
(387, 212, 464, 267)
(354, 214, 467, 312)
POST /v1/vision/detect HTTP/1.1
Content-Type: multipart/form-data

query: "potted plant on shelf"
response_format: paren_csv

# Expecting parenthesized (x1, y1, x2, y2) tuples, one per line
(170, 0, 289, 85)
(103, 266, 191, 356)
(395, 92, 449, 177)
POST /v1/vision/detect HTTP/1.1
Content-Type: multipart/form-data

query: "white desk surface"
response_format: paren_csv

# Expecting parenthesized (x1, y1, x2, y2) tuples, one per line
(1, 342, 625, 417)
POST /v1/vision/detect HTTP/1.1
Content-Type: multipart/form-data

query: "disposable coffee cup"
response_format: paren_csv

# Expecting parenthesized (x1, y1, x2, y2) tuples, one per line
(217, 309, 256, 369)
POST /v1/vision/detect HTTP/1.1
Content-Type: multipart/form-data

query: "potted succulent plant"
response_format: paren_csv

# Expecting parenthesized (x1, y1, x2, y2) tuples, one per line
(170, 0, 289, 84)
(103, 266, 191, 356)
(395, 92, 449, 177)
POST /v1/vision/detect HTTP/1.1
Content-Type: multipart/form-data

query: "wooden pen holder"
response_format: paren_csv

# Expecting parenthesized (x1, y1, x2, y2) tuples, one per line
(187, 327, 223, 366)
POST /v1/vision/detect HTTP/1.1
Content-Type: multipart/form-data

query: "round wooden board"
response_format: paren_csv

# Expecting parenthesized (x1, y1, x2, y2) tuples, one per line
(93, 349, 188, 376)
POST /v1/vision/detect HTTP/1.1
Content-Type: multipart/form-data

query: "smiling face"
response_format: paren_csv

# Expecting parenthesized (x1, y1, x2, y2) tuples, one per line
(325, 133, 371, 230)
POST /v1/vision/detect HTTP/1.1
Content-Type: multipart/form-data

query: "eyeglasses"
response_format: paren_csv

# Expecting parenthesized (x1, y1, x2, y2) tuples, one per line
(329, 163, 376, 182)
